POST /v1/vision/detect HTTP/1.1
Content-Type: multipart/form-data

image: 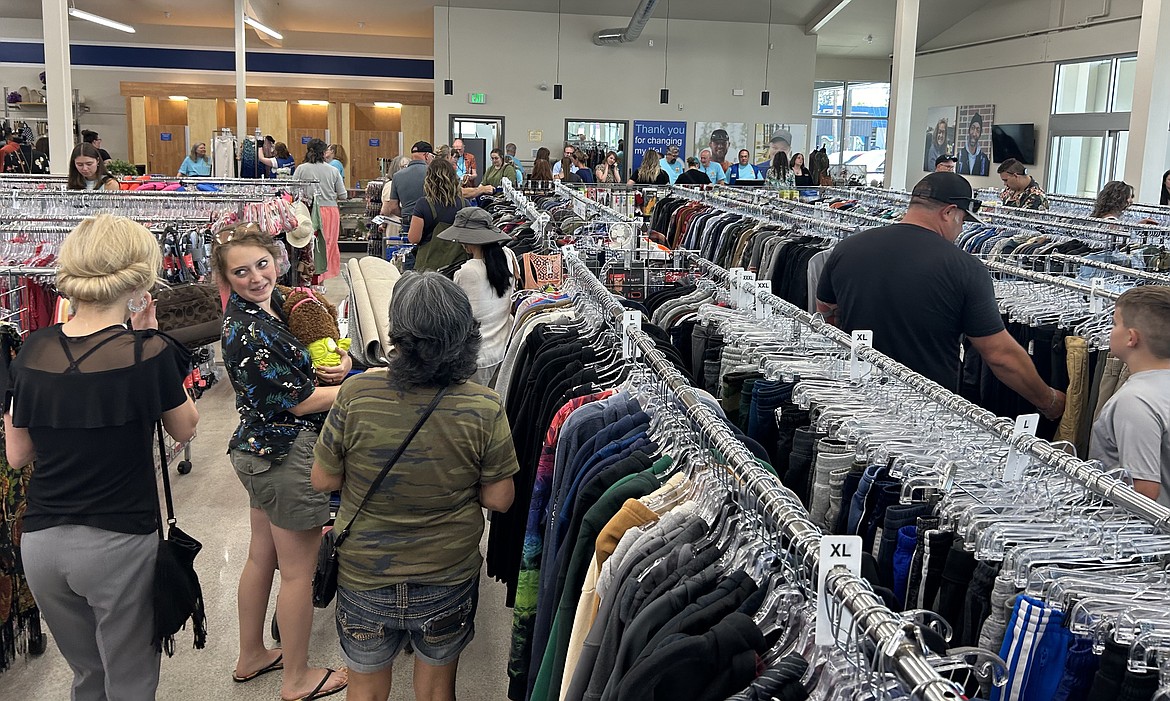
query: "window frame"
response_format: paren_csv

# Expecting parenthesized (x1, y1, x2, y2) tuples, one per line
(812, 80, 890, 177)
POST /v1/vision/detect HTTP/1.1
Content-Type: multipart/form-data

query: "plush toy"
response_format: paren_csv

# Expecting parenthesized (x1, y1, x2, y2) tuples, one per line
(279, 286, 352, 381)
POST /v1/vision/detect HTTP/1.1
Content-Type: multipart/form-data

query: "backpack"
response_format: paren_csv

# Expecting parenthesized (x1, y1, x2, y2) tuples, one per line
(413, 198, 470, 273)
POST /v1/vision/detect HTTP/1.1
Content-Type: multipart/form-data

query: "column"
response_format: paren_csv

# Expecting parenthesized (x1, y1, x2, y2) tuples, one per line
(128, 96, 148, 165)
(885, 0, 919, 191)
(234, 0, 247, 142)
(1125, 0, 1170, 203)
(42, 0, 73, 175)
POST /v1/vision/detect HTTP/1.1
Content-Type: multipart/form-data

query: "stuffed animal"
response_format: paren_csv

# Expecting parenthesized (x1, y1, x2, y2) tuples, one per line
(279, 286, 352, 381)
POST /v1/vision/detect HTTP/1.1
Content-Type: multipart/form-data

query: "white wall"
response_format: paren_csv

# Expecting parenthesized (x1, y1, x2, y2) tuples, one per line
(904, 0, 1143, 191)
(432, 7, 817, 158)
(815, 57, 892, 83)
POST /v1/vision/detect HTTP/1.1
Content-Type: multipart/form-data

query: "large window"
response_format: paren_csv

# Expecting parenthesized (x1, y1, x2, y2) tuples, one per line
(813, 81, 889, 180)
(1047, 55, 1134, 196)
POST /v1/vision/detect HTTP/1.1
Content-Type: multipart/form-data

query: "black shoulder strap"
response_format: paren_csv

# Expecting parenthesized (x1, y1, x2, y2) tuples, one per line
(156, 421, 176, 537)
(332, 386, 447, 548)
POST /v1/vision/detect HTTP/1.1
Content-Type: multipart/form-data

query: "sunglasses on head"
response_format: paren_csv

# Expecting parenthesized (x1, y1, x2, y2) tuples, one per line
(214, 222, 262, 245)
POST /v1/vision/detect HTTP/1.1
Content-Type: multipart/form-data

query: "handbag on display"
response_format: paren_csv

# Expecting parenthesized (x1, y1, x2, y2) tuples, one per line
(154, 282, 223, 350)
(520, 252, 564, 291)
(152, 421, 207, 656)
(312, 387, 447, 608)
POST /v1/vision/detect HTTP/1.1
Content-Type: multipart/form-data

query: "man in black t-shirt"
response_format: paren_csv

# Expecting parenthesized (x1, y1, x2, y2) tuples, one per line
(816, 172, 1066, 420)
(675, 157, 712, 185)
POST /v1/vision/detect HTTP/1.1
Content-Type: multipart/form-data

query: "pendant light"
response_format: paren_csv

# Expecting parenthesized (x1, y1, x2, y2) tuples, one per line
(444, 0, 454, 95)
(660, 0, 671, 104)
(761, 0, 772, 106)
(554, 0, 563, 100)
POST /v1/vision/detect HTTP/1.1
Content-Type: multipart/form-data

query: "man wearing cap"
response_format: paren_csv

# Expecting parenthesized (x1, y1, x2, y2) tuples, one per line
(708, 129, 732, 172)
(816, 172, 1066, 420)
(661, 145, 685, 184)
(956, 112, 990, 177)
(757, 129, 792, 171)
(382, 141, 435, 229)
(934, 154, 958, 173)
(699, 149, 727, 185)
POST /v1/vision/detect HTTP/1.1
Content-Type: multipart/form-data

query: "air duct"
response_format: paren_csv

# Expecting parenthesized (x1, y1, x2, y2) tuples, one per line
(593, 0, 661, 45)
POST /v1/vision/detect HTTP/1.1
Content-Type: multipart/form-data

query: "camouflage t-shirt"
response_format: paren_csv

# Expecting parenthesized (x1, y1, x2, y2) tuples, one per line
(314, 370, 520, 590)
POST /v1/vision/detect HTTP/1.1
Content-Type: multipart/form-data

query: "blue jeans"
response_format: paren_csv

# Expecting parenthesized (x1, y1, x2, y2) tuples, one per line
(336, 577, 479, 672)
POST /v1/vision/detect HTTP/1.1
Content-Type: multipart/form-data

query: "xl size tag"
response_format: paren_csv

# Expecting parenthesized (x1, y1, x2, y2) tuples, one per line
(850, 330, 873, 382)
(816, 535, 863, 646)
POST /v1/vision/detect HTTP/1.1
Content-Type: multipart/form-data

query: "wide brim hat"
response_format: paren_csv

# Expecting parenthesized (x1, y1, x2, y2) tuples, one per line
(438, 206, 510, 245)
(286, 200, 314, 248)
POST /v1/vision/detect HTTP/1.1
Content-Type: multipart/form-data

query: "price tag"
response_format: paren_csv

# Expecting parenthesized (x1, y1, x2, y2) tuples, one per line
(850, 330, 873, 382)
(621, 310, 640, 360)
(816, 535, 863, 646)
(1004, 413, 1040, 481)
(1089, 278, 1106, 314)
(756, 280, 772, 320)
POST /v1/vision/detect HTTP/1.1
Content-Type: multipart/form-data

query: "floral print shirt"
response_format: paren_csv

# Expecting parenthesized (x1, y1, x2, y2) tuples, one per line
(222, 289, 323, 459)
(1001, 178, 1050, 211)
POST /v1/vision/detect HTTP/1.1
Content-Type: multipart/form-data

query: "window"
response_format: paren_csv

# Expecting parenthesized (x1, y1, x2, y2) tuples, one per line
(1047, 54, 1134, 196)
(1053, 56, 1135, 114)
(812, 81, 890, 180)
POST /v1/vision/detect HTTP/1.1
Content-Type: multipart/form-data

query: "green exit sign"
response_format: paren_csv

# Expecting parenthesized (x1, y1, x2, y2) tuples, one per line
(468, 92, 486, 104)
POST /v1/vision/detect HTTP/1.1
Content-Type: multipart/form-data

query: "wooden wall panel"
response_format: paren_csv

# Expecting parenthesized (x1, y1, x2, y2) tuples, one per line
(353, 106, 402, 132)
(258, 100, 289, 145)
(288, 130, 327, 160)
(147, 125, 188, 176)
(400, 105, 432, 151)
(186, 98, 218, 151)
(351, 130, 399, 185)
(128, 96, 148, 167)
(290, 103, 328, 129)
(157, 99, 188, 125)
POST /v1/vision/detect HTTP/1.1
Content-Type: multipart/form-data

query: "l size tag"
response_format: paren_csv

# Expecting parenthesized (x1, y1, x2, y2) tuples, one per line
(756, 280, 772, 320)
(816, 535, 863, 646)
(1089, 278, 1106, 314)
(621, 310, 640, 360)
(850, 330, 873, 382)
(1004, 413, 1040, 480)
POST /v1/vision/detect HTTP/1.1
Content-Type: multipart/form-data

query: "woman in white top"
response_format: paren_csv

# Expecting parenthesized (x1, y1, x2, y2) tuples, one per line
(437, 207, 519, 387)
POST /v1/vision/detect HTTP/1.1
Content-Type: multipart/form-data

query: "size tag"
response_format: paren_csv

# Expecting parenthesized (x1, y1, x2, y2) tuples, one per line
(816, 535, 863, 646)
(621, 310, 641, 360)
(728, 268, 745, 309)
(1089, 278, 1106, 314)
(741, 271, 757, 313)
(1004, 413, 1040, 481)
(756, 280, 772, 320)
(850, 330, 873, 382)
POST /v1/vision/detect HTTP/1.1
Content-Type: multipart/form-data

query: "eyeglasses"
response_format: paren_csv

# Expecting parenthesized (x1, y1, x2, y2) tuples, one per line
(213, 222, 261, 245)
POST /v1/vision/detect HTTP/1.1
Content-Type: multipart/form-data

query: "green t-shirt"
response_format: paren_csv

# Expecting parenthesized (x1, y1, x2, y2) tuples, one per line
(315, 371, 520, 590)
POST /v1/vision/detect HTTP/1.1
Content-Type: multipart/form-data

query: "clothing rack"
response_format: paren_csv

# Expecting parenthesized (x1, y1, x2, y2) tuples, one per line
(1046, 252, 1170, 285)
(0, 174, 314, 193)
(554, 181, 629, 222)
(981, 258, 1123, 300)
(684, 252, 1170, 533)
(501, 179, 551, 244)
(559, 245, 969, 701)
(977, 187, 1170, 220)
(668, 185, 863, 236)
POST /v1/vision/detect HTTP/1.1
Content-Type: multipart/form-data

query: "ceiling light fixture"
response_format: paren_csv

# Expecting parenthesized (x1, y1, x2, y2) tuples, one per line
(243, 15, 283, 41)
(761, 0, 772, 106)
(553, 0, 563, 100)
(660, 0, 671, 104)
(68, 5, 136, 34)
(297, 99, 329, 106)
(444, 0, 454, 95)
(168, 95, 189, 101)
(374, 102, 402, 108)
(246, 98, 259, 103)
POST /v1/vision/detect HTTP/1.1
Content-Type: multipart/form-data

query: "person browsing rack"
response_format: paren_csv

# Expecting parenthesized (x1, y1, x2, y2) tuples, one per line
(997, 158, 1049, 210)
(67, 143, 119, 191)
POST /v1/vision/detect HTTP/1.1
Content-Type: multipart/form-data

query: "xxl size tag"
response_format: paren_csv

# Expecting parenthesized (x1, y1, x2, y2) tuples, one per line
(816, 535, 863, 646)
(756, 280, 773, 321)
(850, 330, 873, 382)
(1004, 413, 1040, 481)
(741, 271, 757, 312)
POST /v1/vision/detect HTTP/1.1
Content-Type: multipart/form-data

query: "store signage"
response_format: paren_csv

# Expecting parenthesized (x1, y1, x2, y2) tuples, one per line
(528, 130, 543, 142)
(631, 120, 686, 170)
(301, 136, 311, 144)
(468, 92, 486, 104)
(369, 138, 380, 147)
(160, 132, 172, 141)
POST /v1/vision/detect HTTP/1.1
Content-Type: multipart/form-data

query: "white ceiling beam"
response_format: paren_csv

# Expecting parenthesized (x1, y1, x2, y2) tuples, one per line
(804, 0, 856, 35)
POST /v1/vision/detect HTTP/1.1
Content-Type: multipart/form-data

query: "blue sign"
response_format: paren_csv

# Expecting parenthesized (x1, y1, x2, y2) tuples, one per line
(632, 120, 687, 170)
(160, 132, 172, 141)
(369, 138, 380, 147)
(301, 136, 311, 144)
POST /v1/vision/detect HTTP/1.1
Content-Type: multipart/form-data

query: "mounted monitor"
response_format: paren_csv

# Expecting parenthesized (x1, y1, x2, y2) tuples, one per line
(991, 123, 1036, 165)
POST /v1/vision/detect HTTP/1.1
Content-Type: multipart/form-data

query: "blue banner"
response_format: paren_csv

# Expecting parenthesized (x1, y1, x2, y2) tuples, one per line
(632, 120, 687, 170)
(369, 138, 380, 147)
(160, 132, 172, 141)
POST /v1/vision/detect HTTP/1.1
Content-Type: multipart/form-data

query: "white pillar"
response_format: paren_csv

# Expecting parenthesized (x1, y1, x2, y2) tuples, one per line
(42, 0, 73, 175)
(885, 0, 919, 191)
(235, 0, 247, 146)
(1125, 0, 1170, 203)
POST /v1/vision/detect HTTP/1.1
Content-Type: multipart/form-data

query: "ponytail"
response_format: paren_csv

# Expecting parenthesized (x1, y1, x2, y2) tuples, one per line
(483, 243, 514, 297)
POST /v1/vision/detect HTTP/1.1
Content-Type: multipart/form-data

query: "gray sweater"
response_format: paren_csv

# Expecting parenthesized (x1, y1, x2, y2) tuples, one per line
(292, 162, 348, 207)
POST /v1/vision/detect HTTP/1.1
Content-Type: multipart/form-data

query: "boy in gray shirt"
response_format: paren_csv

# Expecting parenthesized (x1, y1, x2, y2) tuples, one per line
(1090, 286, 1170, 505)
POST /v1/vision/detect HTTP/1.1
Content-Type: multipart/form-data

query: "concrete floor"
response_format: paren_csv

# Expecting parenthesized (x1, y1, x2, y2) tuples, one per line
(4, 256, 516, 700)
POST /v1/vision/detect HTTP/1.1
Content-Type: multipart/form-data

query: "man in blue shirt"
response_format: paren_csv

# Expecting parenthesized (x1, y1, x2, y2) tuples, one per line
(551, 143, 578, 177)
(699, 149, 726, 184)
(660, 145, 684, 183)
(727, 149, 760, 184)
(506, 142, 524, 185)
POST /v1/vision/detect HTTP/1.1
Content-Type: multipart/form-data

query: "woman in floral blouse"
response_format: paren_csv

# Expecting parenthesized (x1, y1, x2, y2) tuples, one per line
(215, 223, 350, 701)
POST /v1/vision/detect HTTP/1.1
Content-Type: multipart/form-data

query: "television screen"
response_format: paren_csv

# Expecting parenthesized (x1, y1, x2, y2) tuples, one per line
(991, 124, 1036, 165)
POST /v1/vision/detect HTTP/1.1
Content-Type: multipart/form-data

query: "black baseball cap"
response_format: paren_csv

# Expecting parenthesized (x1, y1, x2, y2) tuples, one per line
(935, 154, 958, 166)
(710, 129, 729, 142)
(411, 140, 434, 154)
(912, 172, 984, 223)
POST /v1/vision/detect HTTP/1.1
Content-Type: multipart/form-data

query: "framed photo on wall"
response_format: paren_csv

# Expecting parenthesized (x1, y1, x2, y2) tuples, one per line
(923, 106, 958, 172)
(955, 105, 994, 177)
(693, 122, 748, 172)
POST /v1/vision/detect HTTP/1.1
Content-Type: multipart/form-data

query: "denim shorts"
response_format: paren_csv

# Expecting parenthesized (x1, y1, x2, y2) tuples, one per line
(335, 577, 478, 672)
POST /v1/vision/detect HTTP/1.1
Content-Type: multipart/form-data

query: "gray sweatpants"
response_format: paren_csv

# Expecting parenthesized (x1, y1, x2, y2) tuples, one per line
(22, 524, 160, 701)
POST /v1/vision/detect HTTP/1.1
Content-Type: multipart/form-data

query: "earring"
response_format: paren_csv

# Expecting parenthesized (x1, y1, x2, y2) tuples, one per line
(127, 294, 149, 314)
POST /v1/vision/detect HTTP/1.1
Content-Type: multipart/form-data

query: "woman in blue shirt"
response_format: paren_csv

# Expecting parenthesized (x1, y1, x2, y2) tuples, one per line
(326, 143, 347, 182)
(177, 142, 211, 177)
(259, 142, 295, 177)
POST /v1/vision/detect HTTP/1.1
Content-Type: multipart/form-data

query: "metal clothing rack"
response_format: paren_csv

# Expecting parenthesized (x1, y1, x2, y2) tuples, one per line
(668, 185, 862, 236)
(685, 252, 1170, 533)
(981, 258, 1123, 301)
(559, 247, 967, 701)
(501, 179, 551, 244)
(1045, 253, 1170, 285)
(977, 187, 1170, 220)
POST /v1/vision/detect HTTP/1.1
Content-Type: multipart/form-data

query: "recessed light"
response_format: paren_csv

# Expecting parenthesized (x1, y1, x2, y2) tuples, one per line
(297, 100, 329, 106)
(374, 102, 402, 108)
(169, 95, 188, 101)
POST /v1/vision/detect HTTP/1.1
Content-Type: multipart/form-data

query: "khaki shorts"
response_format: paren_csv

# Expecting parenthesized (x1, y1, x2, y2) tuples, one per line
(231, 431, 330, 531)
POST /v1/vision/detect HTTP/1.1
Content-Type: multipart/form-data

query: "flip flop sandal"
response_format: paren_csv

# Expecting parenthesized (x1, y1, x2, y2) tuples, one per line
(283, 668, 347, 701)
(231, 653, 283, 683)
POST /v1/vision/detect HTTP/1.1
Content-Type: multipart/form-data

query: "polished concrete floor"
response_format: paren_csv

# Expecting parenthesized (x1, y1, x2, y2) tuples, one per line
(4, 258, 516, 700)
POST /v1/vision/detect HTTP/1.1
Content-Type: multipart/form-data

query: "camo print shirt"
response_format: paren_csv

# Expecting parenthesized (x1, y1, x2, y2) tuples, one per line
(314, 370, 520, 590)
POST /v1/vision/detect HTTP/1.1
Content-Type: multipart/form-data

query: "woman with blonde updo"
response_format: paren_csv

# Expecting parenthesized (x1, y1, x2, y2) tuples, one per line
(6, 214, 199, 700)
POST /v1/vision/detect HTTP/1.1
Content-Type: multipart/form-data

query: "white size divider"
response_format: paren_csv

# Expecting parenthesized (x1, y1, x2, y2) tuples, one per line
(850, 330, 873, 382)
(816, 535, 863, 646)
(1004, 413, 1040, 481)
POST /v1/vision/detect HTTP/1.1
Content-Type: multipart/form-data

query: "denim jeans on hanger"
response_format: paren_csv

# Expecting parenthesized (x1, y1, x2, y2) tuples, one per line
(875, 503, 933, 589)
(773, 404, 811, 481)
(748, 380, 795, 464)
(846, 462, 889, 536)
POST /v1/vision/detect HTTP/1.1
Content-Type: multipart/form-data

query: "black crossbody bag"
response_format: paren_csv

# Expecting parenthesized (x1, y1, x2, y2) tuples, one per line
(312, 387, 447, 608)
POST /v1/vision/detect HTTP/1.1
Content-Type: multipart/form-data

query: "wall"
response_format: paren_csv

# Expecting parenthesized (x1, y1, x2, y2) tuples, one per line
(815, 57, 892, 83)
(905, 0, 1143, 191)
(432, 7, 817, 159)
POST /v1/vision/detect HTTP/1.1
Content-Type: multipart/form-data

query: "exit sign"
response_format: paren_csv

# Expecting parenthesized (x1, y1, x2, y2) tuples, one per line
(468, 92, 486, 104)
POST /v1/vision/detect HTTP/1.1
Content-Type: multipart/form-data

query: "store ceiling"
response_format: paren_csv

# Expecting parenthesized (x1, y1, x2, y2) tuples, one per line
(2, 0, 988, 60)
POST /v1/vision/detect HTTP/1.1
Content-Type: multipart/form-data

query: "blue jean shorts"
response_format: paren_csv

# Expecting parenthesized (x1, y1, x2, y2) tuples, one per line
(335, 577, 478, 672)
